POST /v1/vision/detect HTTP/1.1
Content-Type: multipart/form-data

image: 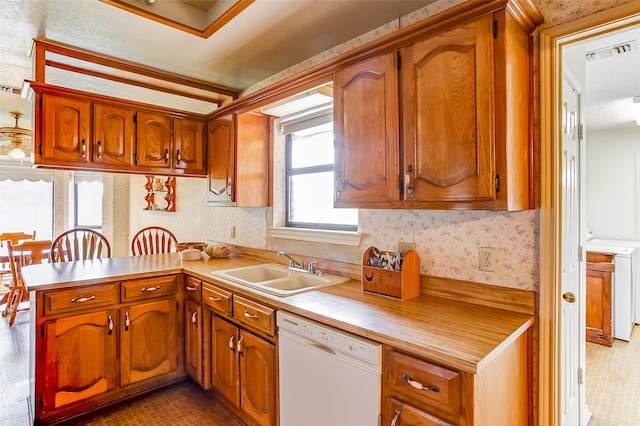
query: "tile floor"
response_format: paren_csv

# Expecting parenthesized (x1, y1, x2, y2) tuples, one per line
(586, 325, 640, 425)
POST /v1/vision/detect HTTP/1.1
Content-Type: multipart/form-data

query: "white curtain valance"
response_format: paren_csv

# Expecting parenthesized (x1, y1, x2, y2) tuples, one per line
(74, 171, 103, 184)
(0, 163, 54, 182)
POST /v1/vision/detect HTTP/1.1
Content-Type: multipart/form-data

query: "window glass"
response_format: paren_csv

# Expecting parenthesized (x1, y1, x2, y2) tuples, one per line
(0, 179, 54, 239)
(286, 121, 357, 230)
(74, 181, 103, 230)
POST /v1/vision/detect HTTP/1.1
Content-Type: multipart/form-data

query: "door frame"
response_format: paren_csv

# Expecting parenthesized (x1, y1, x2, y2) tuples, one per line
(540, 2, 640, 425)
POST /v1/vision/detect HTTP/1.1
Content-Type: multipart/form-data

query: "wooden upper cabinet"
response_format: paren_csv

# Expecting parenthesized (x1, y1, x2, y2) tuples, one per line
(41, 93, 91, 164)
(401, 14, 495, 203)
(136, 110, 172, 169)
(207, 114, 236, 205)
(334, 51, 400, 207)
(93, 102, 135, 166)
(174, 118, 206, 174)
(236, 112, 271, 207)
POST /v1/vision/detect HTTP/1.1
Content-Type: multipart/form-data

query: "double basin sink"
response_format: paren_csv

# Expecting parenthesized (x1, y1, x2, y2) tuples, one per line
(210, 263, 350, 296)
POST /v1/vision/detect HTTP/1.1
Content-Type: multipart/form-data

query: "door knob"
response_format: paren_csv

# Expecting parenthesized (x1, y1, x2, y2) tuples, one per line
(563, 292, 576, 303)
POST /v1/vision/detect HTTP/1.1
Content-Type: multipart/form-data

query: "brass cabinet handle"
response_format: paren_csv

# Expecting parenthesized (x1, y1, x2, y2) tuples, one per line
(390, 410, 400, 426)
(237, 336, 244, 354)
(124, 311, 130, 331)
(176, 149, 181, 164)
(402, 373, 439, 392)
(70, 295, 95, 303)
(186, 286, 197, 291)
(191, 310, 198, 326)
(140, 285, 161, 292)
(563, 292, 576, 303)
(404, 164, 413, 196)
(243, 309, 258, 320)
(107, 315, 113, 336)
(208, 296, 221, 302)
(164, 148, 169, 164)
(97, 140, 102, 159)
(81, 139, 86, 157)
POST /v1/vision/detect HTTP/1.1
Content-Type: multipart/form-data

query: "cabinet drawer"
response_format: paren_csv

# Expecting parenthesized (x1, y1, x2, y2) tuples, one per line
(43, 284, 118, 315)
(121, 275, 176, 302)
(385, 348, 461, 419)
(232, 295, 275, 337)
(202, 282, 232, 316)
(184, 276, 202, 302)
(387, 397, 453, 426)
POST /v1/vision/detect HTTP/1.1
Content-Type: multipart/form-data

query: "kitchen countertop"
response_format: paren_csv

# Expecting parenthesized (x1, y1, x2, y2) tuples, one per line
(23, 253, 534, 374)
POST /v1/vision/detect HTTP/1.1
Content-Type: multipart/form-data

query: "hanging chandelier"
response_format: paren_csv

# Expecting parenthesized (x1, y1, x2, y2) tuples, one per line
(0, 111, 32, 160)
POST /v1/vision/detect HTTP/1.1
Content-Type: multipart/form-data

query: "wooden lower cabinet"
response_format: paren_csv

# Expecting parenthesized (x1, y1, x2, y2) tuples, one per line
(382, 326, 532, 425)
(42, 309, 118, 412)
(185, 298, 204, 384)
(121, 299, 178, 386)
(586, 252, 615, 346)
(211, 313, 276, 426)
(34, 276, 183, 425)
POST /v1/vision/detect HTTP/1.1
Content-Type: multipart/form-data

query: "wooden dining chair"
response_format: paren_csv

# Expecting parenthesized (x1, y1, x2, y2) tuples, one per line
(50, 228, 111, 262)
(2, 239, 52, 326)
(131, 226, 178, 255)
(0, 231, 36, 284)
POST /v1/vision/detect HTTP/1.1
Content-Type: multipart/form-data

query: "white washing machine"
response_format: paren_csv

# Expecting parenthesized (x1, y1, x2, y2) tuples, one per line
(586, 238, 640, 341)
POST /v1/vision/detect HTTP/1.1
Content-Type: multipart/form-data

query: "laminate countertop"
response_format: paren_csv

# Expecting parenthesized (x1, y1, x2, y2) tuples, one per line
(22, 253, 534, 374)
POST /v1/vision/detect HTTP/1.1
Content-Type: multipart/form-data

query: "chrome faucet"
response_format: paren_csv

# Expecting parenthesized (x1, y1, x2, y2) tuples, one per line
(277, 251, 304, 269)
(307, 261, 323, 276)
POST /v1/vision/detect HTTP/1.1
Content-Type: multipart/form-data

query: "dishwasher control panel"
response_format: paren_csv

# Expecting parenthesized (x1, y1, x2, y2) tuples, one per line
(277, 311, 381, 366)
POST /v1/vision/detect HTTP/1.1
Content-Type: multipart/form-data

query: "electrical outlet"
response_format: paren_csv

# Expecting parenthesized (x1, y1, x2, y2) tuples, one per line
(229, 226, 235, 239)
(479, 247, 495, 272)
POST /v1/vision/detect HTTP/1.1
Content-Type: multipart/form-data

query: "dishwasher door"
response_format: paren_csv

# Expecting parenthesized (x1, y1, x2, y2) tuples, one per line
(278, 313, 381, 426)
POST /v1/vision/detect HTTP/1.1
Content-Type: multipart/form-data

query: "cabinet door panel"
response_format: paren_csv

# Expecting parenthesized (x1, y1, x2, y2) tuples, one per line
(239, 330, 276, 426)
(121, 299, 177, 386)
(207, 115, 235, 203)
(334, 51, 399, 206)
(93, 103, 135, 166)
(43, 310, 117, 410)
(386, 397, 453, 426)
(185, 299, 203, 383)
(236, 112, 270, 207)
(211, 315, 240, 406)
(41, 94, 91, 163)
(174, 118, 206, 174)
(401, 15, 495, 202)
(137, 111, 172, 168)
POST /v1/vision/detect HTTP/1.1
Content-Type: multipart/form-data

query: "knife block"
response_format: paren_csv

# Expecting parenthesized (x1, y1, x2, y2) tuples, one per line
(361, 246, 420, 300)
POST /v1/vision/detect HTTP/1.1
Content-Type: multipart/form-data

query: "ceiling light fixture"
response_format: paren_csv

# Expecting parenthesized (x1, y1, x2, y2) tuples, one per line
(634, 96, 640, 126)
(0, 111, 32, 160)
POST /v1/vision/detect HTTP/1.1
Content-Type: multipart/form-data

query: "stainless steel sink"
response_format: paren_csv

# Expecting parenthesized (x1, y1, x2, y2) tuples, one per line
(210, 263, 350, 296)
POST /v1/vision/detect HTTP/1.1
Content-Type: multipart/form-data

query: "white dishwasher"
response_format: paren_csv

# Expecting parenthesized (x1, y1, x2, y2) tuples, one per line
(277, 311, 382, 426)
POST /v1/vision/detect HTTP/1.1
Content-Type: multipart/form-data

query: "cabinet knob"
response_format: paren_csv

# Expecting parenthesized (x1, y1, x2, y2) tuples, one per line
(563, 292, 576, 303)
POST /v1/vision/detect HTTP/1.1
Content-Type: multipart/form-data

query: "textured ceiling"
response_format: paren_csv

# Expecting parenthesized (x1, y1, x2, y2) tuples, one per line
(583, 25, 640, 131)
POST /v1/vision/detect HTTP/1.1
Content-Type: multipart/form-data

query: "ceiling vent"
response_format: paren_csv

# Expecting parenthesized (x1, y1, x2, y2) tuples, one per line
(586, 40, 637, 61)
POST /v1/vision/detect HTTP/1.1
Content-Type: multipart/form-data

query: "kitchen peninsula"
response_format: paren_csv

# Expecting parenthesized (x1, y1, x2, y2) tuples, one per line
(24, 252, 534, 425)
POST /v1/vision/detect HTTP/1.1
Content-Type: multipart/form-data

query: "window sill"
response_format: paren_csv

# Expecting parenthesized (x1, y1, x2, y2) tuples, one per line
(268, 227, 363, 246)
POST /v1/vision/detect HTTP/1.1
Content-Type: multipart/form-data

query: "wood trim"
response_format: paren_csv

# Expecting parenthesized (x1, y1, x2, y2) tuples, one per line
(33, 38, 238, 98)
(421, 276, 536, 316)
(99, 0, 254, 40)
(45, 59, 222, 106)
(539, 3, 640, 425)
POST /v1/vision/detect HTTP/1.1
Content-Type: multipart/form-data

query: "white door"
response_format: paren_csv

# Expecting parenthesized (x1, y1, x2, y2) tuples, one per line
(560, 73, 582, 426)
